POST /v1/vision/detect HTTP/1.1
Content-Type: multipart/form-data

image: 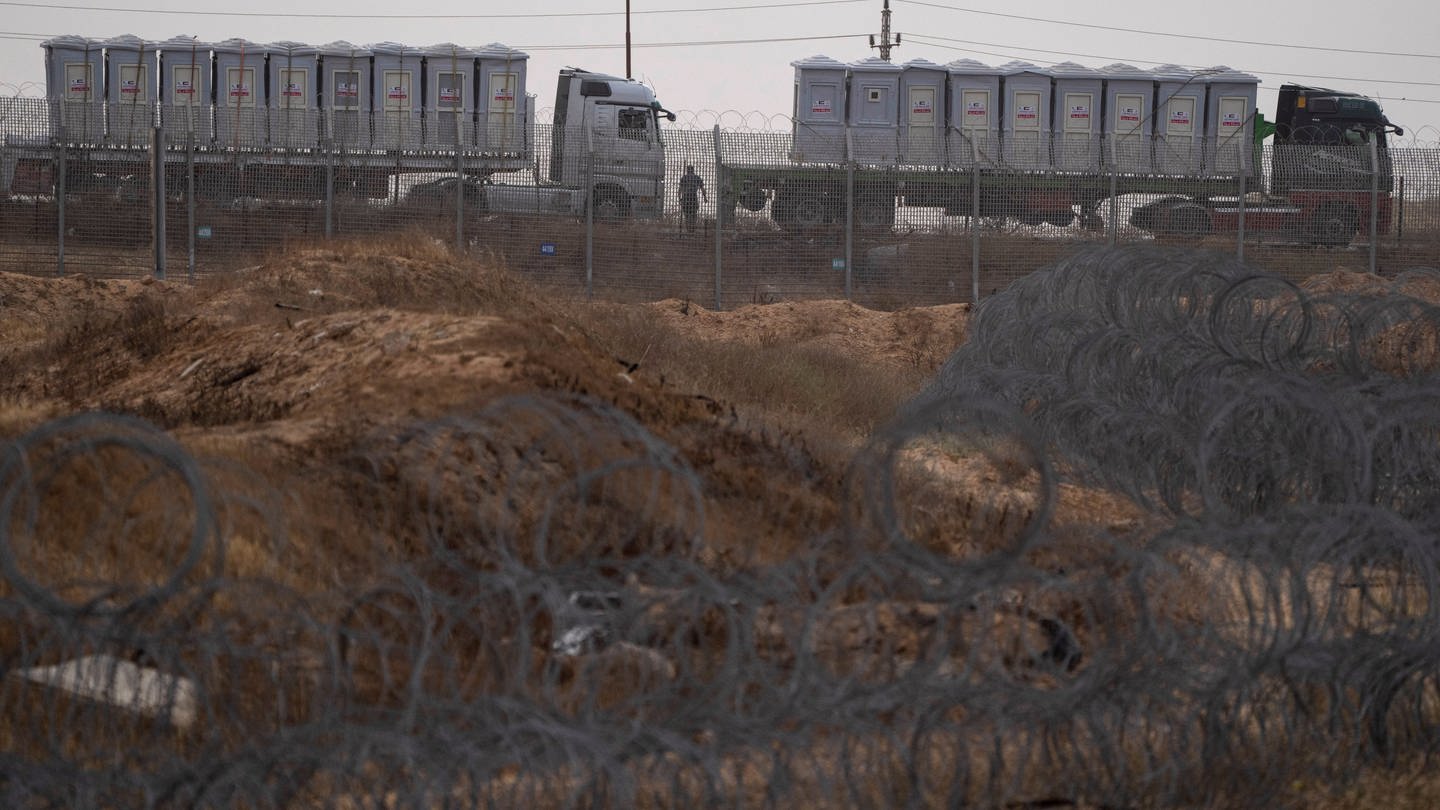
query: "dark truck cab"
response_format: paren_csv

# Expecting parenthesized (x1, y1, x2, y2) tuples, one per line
(1132, 83, 1402, 246)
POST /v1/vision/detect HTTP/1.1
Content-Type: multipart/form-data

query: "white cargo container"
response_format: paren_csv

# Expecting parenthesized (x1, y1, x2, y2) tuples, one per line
(213, 38, 266, 148)
(103, 35, 156, 146)
(370, 42, 421, 149)
(946, 58, 999, 166)
(847, 56, 902, 164)
(1049, 61, 1102, 171)
(267, 41, 318, 149)
(424, 43, 476, 147)
(42, 35, 104, 143)
(1152, 64, 1202, 174)
(158, 36, 211, 144)
(317, 41, 372, 149)
(1202, 66, 1259, 174)
(1100, 63, 1153, 173)
(998, 61, 1052, 169)
(898, 58, 945, 165)
(474, 42, 528, 153)
(791, 54, 848, 163)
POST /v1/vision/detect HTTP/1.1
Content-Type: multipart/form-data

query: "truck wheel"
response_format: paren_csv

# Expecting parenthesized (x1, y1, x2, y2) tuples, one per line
(592, 187, 631, 219)
(738, 183, 767, 212)
(790, 196, 828, 227)
(1309, 204, 1358, 247)
(1166, 204, 1211, 237)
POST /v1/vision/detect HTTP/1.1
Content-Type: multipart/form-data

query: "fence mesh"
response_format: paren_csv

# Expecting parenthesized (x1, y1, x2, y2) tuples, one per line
(1, 96, 1438, 298)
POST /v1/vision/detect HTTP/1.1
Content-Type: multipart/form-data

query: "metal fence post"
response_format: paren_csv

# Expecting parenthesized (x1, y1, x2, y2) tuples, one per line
(1108, 134, 1118, 248)
(585, 146, 594, 301)
(1368, 138, 1380, 275)
(56, 144, 66, 277)
(712, 125, 723, 312)
(187, 131, 196, 280)
(455, 143, 464, 254)
(151, 125, 166, 280)
(844, 129, 854, 302)
(324, 141, 334, 239)
(1236, 145, 1247, 264)
(970, 138, 981, 304)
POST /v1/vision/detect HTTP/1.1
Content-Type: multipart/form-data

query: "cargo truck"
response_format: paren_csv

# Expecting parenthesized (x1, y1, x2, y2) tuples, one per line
(717, 58, 1404, 247)
(21, 37, 674, 221)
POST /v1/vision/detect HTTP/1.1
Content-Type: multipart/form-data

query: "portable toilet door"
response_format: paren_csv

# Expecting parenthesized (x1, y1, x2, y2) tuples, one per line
(318, 42, 371, 149)
(899, 58, 945, 165)
(1048, 61, 1102, 171)
(998, 61, 1052, 170)
(370, 42, 420, 149)
(946, 58, 999, 166)
(103, 35, 156, 146)
(42, 35, 103, 143)
(1153, 64, 1201, 174)
(424, 44, 477, 147)
(475, 42, 528, 153)
(1100, 63, 1153, 173)
(159, 36, 212, 144)
(1202, 66, 1259, 175)
(790, 55, 848, 163)
(213, 38, 266, 148)
(267, 41, 318, 149)
(847, 56, 902, 164)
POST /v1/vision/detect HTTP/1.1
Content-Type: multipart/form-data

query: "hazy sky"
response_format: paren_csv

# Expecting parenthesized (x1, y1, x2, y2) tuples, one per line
(2, 0, 1436, 139)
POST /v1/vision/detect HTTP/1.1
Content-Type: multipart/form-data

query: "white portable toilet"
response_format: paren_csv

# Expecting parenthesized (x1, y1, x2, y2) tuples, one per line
(1049, 61, 1102, 171)
(998, 61, 1052, 169)
(899, 58, 945, 165)
(424, 43, 476, 147)
(103, 35, 156, 146)
(475, 42, 528, 153)
(790, 55, 848, 163)
(158, 36, 212, 144)
(1100, 63, 1153, 173)
(267, 41, 318, 149)
(213, 38, 266, 148)
(846, 56, 902, 164)
(946, 58, 999, 165)
(370, 42, 421, 149)
(41, 35, 103, 142)
(1153, 64, 1202, 174)
(318, 41, 372, 149)
(1202, 66, 1259, 174)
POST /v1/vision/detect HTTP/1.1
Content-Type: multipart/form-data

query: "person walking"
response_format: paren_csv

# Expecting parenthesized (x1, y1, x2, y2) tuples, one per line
(678, 165, 707, 234)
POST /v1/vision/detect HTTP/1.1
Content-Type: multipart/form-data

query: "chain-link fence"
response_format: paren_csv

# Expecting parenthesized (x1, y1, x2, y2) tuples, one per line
(3, 96, 1439, 304)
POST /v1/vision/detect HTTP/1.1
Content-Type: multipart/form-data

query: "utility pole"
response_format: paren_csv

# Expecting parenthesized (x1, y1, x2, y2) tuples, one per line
(869, 0, 901, 62)
(625, 0, 632, 78)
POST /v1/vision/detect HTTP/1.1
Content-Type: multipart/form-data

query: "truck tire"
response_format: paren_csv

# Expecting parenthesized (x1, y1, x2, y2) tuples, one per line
(790, 195, 828, 227)
(738, 183, 767, 212)
(1166, 204, 1211, 237)
(1308, 203, 1358, 247)
(591, 186, 631, 219)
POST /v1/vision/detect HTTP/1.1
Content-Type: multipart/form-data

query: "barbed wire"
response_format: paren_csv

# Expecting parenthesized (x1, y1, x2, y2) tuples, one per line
(4, 246, 1440, 806)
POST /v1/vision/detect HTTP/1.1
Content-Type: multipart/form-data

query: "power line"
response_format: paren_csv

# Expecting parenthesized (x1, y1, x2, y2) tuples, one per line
(899, 0, 1440, 60)
(905, 34, 1440, 90)
(520, 33, 866, 50)
(0, 0, 866, 19)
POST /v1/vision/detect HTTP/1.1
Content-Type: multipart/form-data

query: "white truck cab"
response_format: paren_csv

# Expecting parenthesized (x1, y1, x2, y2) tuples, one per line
(548, 68, 673, 218)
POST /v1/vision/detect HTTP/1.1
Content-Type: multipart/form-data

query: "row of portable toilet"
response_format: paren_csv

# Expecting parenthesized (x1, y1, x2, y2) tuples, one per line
(792, 56, 1259, 174)
(41, 35, 529, 151)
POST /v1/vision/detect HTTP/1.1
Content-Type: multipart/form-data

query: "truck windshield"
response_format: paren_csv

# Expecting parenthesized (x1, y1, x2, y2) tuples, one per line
(618, 108, 651, 143)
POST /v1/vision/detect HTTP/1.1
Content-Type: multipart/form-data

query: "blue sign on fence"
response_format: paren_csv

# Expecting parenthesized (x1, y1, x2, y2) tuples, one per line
(540, 242, 557, 256)
(197, 226, 212, 239)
